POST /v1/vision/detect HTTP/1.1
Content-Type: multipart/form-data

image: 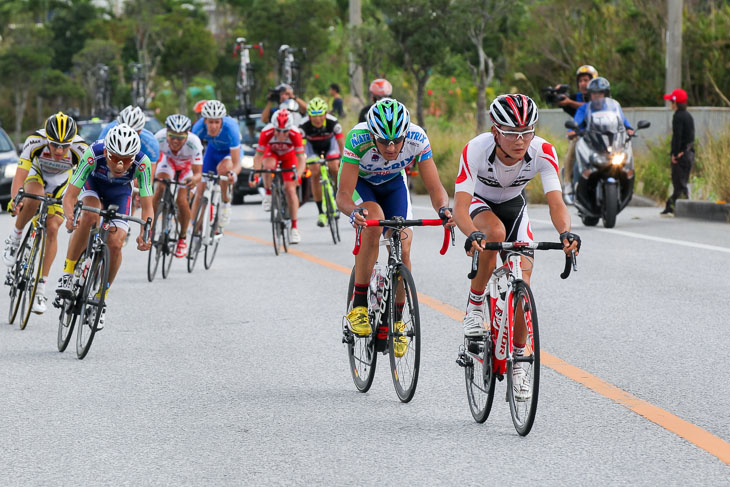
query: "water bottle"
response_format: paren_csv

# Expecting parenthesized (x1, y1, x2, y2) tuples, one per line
(368, 265, 385, 313)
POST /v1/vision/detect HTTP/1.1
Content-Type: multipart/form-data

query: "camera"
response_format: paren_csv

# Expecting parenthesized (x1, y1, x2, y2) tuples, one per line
(268, 88, 281, 103)
(541, 84, 570, 105)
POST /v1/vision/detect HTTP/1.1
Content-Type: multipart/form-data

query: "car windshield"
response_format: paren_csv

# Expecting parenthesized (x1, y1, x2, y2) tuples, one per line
(0, 129, 13, 152)
(79, 122, 105, 143)
(145, 117, 163, 134)
(239, 117, 265, 146)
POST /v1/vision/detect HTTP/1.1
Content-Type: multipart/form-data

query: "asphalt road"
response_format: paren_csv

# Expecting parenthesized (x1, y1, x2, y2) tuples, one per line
(1, 194, 728, 485)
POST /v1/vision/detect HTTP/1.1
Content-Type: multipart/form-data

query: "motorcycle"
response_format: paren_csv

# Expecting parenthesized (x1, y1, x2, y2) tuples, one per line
(564, 103, 650, 228)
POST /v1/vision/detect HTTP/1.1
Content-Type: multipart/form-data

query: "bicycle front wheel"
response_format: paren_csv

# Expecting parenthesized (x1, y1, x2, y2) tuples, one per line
(507, 280, 540, 436)
(344, 267, 377, 392)
(323, 182, 339, 245)
(147, 203, 166, 282)
(463, 336, 497, 423)
(187, 196, 206, 272)
(162, 207, 178, 279)
(270, 188, 282, 255)
(7, 227, 34, 325)
(389, 266, 421, 403)
(278, 186, 290, 253)
(204, 200, 220, 270)
(76, 247, 109, 360)
(20, 227, 45, 330)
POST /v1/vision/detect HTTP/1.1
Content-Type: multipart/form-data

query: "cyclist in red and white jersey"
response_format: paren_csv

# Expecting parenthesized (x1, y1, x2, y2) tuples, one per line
(252, 109, 306, 243)
(153, 114, 203, 258)
(453, 94, 581, 398)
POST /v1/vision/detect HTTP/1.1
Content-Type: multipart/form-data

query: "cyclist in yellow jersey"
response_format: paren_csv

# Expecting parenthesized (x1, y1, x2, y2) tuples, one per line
(2, 112, 87, 313)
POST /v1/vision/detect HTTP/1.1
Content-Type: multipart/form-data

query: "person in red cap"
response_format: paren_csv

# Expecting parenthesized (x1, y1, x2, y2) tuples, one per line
(661, 88, 694, 216)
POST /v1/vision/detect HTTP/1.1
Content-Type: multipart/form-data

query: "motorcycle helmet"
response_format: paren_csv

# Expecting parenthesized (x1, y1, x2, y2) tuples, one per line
(576, 65, 598, 80)
(587, 77, 610, 97)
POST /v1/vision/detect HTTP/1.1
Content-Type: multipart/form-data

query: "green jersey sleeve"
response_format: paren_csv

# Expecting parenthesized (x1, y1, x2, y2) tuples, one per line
(342, 127, 374, 165)
(70, 146, 97, 188)
(136, 156, 153, 197)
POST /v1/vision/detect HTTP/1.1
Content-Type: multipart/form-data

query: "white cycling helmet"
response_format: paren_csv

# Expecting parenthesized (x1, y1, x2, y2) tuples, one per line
(201, 100, 227, 119)
(105, 123, 141, 157)
(272, 109, 294, 131)
(165, 113, 191, 133)
(117, 105, 145, 132)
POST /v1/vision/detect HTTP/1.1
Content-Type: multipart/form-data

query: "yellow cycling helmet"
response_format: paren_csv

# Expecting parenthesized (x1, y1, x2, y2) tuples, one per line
(576, 65, 598, 80)
(45, 112, 77, 144)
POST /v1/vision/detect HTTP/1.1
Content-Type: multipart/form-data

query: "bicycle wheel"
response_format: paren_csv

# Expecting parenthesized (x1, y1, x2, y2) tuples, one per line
(279, 186, 290, 253)
(187, 196, 206, 272)
(7, 227, 35, 324)
(507, 280, 540, 436)
(162, 204, 178, 279)
(147, 201, 166, 282)
(462, 336, 497, 423)
(388, 265, 421, 403)
(344, 267, 377, 392)
(204, 200, 220, 270)
(57, 253, 83, 352)
(323, 182, 339, 245)
(76, 246, 109, 360)
(270, 188, 282, 256)
(20, 227, 45, 330)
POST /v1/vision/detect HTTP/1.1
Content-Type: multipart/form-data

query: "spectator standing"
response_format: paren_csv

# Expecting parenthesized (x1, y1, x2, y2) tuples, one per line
(661, 88, 695, 217)
(329, 83, 345, 117)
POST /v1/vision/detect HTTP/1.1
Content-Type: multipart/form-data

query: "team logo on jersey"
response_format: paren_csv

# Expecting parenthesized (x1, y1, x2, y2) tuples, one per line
(350, 133, 370, 148)
(138, 163, 146, 172)
(406, 131, 427, 144)
(87, 156, 95, 165)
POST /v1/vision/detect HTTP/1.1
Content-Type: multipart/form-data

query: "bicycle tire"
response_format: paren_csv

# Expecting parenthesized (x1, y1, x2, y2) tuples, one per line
(323, 182, 338, 245)
(76, 246, 109, 360)
(270, 187, 282, 255)
(204, 200, 220, 270)
(463, 336, 497, 423)
(506, 280, 540, 436)
(20, 227, 45, 330)
(147, 200, 166, 282)
(57, 252, 84, 352)
(345, 267, 377, 392)
(7, 227, 35, 324)
(388, 265, 421, 403)
(162, 202, 178, 279)
(187, 196, 206, 272)
(279, 186, 289, 253)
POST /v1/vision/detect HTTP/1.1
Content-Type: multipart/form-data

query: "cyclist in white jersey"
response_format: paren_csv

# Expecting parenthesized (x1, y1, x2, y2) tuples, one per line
(153, 114, 203, 258)
(453, 94, 581, 399)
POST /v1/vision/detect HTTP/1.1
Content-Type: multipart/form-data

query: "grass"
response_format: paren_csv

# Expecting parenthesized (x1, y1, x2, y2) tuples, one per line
(695, 125, 730, 202)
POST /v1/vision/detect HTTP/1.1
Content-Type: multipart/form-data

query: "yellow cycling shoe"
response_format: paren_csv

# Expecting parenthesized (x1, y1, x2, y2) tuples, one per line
(393, 321, 409, 358)
(346, 306, 371, 336)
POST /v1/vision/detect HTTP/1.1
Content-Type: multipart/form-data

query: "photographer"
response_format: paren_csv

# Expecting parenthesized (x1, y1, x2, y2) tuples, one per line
(262, 83, 307, 123)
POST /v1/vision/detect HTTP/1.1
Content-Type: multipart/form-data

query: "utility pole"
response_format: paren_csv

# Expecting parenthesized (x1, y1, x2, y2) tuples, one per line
(665, 0, 683, 107)
(349, 0, 364, 106)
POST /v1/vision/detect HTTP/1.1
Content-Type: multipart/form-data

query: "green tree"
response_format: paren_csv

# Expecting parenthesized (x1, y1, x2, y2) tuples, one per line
(72, 39, 121, 116)
(47, 0, 101, 72)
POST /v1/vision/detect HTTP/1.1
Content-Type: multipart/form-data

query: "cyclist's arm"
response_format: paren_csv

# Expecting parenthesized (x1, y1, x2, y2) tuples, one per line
(334, 122, 345, 156)
(262, 101, 273, 123)
(138, 194, 154, 233)
(417, 157, 450, 215)
(336, 162, 360, 217)
(62, 184, 82, 228)
(545, 190, 571, 235)
(12, 135, 43, 198)
(10, 165, 30, 200)
(453, 192, 480, 238)
(229, 146, 242, 175)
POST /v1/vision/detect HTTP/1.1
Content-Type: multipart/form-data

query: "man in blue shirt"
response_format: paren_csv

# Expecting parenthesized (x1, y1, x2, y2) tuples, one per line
(191, 100, 241, 227)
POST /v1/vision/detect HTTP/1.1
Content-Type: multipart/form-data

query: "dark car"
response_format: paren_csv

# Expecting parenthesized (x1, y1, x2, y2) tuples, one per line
(233, 115, 266, 204)
(0, 127, 20, 210)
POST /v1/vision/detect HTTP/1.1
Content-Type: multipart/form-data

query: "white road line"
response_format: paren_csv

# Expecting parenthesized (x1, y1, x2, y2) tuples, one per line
(412, 205, 730, 254)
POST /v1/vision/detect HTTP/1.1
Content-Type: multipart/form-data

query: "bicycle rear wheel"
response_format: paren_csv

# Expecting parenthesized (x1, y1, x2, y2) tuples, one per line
(162, 206, 178, 279)
(147, 202, 166, 282)
(76, 246, 109, 360)
(462, 336, 497, 423)
(388, 265, 421, 403)
(507, 280, 540, 436)
(187, 196, 206, 272)
(270, 188, 282, 255)
(344, 267, 377, 392)
(204, 200, 220, 270)
(277, 185, 290, 253)
(20, 228, 45, 330)
(7, 227, 34, 325)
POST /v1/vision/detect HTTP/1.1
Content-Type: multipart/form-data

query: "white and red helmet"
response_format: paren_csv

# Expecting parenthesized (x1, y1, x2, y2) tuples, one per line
(272, 109, 293, 130)
(489, 94, 538, 128)
(369, 78, 393, 99)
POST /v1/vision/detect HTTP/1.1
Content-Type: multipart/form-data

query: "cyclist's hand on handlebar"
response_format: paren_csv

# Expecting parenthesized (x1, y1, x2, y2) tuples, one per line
(438, 206, 456, 228)
(560, 231, 581, 256)
(137, 233, 151, 251)
(65, 216, 77, 233)
(248, 174, 259, 188)
(349, 207, 367, 228)
(464, 231, 486, 256)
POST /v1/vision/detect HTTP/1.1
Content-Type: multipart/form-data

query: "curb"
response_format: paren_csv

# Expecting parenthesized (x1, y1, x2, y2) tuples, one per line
(629, 194, 658, 207)
(675, 200, 730, 223)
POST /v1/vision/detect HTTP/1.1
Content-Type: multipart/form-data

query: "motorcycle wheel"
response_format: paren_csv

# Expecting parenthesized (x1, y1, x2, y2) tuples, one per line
(581, 215, 599, 226)
(602, 184, 619, 229)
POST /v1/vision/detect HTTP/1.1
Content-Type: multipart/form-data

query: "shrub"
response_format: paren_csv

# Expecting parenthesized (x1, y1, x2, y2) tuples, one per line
(695, 125, 730, 202)
(634, 135, 671, 201)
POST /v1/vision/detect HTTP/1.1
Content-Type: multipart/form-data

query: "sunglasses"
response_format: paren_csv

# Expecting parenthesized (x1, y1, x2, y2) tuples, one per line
(275, 128, 290, 133)
(374, 135, 405, 147)
(49, 141, 72, 149)
(107, 152, 134, 164)
(494, 126, 535, 141)
(167, 132, 187, 141)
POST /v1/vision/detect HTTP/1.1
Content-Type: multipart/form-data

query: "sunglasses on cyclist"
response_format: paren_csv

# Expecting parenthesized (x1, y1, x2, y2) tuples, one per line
(374, 135, 405, 147)
(49, 141, 72, 149)
(107, 152, 134, 164)
(275, 128, 290, 134)
(167, 132, 187, 141)
(494, 126, 536, 141)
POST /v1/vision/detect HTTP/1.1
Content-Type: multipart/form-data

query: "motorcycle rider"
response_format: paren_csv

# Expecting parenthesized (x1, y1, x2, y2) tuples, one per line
(565, 77, 634, 192)
(557, 65, 597, 117)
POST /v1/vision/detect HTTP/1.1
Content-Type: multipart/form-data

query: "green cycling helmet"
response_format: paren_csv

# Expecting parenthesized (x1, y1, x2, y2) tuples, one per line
(366, 98, 410, 140)
(307, 97, 328, 116)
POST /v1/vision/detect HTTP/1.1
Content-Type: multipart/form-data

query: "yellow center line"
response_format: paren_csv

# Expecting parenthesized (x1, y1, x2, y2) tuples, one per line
(225, 230, 730, 465)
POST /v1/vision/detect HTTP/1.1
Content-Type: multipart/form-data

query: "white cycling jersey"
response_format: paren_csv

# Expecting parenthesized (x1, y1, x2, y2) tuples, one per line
(154, 129, 203, 171)
(455, 133, 562, 203)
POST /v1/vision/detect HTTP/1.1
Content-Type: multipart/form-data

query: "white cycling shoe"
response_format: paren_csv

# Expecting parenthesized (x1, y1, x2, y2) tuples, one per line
(462, 308, 486, 337)
(512, 365, 532, 402)
(262, 194, 271, 212)
(290, 228, 301, 244)
(31, 293, 48, 314)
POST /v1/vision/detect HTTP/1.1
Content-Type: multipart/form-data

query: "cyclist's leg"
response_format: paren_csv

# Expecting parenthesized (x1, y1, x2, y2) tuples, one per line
(41, 175, 70, 280)
(305, 145, 323, 211)
(278, 152, 299, 225)
(152, 157, 174, 211)
(103, 185, 134, 285)
(176, 170, 193, 238)
(352, 180, 384, 286)
(216, 156, 233, 204)
(67, 184, 103, 265)
(192, 146, 220, 229)
(504, 197, 534, 349)
(325, 138, 341, 185)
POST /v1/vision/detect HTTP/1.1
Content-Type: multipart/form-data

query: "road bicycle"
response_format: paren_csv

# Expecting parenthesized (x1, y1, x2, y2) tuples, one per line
(252, 168, 296, 255)
(55, 203, 150, 360)
(306, 156, 340, 245)
(456, 241, 576, 435)
(233, 37, 263, 117)
(5, 189, 61, 330)
(187, 172, 230, 272)
(148, 178, 186, 282)
(278, 44, 306, 96)
(343, 216, 454, 403)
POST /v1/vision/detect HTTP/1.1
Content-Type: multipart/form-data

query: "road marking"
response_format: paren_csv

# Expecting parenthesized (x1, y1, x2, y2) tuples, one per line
(226, 230, 730, 465)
